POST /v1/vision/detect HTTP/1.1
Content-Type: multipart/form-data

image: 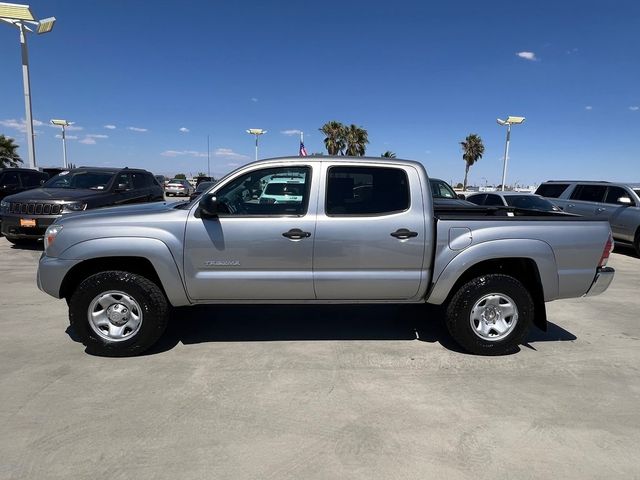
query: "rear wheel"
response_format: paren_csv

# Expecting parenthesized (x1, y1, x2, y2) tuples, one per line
(445, 274, 534, 355)
(634, 231, 640, 257)
(69, 271, 169, 357)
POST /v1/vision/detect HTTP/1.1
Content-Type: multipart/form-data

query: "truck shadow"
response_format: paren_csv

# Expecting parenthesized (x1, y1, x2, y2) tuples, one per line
(142, 304, 576, 356)
(613, 244, 639, 259)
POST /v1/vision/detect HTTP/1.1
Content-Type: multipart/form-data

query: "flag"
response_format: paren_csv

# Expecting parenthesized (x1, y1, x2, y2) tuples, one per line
(299, 141, 308, 156)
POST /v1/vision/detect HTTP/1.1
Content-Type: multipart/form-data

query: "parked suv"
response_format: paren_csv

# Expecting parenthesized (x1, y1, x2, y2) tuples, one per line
(0, 168, 49, 233)
(536, 180, 640, 254)
(0, 167, 164, 244)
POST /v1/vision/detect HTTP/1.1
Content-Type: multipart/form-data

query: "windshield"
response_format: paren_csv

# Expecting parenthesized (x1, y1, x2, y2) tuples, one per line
(504, 195, 556, 210)
(430, 179, 457, 199)
(43, 171, 114, 190)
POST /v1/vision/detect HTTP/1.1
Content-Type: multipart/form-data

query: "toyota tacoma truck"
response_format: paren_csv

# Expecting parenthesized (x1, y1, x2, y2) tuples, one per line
(37, 157, 615, 357)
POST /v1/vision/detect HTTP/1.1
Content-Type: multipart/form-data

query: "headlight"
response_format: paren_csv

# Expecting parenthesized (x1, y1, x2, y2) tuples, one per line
(44, 224, 63, 251)
(61, 202, 87, 212)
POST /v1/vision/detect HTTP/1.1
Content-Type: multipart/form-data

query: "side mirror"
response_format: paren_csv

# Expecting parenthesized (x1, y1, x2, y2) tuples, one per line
(114, 183, 129, 192)
(199, 194, 219, 217)
(617, 197, 632, 206)
(457, 194, 466, 200)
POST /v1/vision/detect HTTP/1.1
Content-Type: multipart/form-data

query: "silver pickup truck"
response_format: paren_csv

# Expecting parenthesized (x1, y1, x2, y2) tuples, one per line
(37, 157, 615, 357)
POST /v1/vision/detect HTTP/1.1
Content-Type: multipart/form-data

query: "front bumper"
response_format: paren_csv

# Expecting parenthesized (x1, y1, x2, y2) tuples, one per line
(1, 213, 59, 240)
(584, 267, 615, 297)
(37, 253, 79, 298)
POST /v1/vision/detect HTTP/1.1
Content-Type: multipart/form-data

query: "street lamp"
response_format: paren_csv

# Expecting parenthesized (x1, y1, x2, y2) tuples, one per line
(50, 119, 73, 168)
(496, 116, 525, 191)
(1, 2, 56, 170)
(246, 128, 266, 161)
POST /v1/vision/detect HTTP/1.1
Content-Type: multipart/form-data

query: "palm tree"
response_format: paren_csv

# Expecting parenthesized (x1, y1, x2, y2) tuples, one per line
(319, 121, 346, 155)
(0, 134, 23, 168)
(381, 151, 396, 158)
(460, 134, 485, 191)
(345, 124, 369, 156)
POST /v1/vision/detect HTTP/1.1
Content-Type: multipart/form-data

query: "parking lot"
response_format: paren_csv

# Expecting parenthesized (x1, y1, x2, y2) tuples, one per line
(0, 235, 639, 480)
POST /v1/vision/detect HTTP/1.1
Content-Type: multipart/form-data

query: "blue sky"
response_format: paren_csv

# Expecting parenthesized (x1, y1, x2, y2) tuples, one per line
(1, 0, 638, 185)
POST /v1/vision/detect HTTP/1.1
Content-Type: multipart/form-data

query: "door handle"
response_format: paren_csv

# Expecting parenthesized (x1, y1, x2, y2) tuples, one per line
(390, 228, 418, 239)
(567, 204, 575, 208)
(282, 228, 311, 240)
(596, 207, 606, 212)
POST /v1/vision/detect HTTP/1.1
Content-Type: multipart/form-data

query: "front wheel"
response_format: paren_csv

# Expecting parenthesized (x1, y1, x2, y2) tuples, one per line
(445, 274, 533, 355)
(68, 271, 169, 357)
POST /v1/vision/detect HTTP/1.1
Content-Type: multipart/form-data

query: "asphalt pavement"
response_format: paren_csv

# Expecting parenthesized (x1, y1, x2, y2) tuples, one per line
(0, 235, 638, 480)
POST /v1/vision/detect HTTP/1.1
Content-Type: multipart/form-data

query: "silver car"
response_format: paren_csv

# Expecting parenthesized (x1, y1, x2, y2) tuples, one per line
(536, 181, 640, 255)
(466, 191, 561, 212)
(165, 179, 194, 197)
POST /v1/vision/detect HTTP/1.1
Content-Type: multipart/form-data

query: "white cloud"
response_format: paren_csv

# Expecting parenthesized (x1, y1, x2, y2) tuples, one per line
(214, 148, 250, 161)
(161, 150, 208, 158)
(55, 134, 79, 140)
(516, 51, 537, 61)
(585, 106, 593, 110)
(1, 118, 44, 133)
(250, 97, 258, 102)
(87, 134, 108, 139)
(79, 137, 96, 145)
(566, 47, 579, 54)
(227, 162, 241, 167)
(127, 126, 148, 132)
(281, 129, 302, 136)
(629, 106, 639, 111)
(104, 124, 116, 129)
(179, 127, 190, 133)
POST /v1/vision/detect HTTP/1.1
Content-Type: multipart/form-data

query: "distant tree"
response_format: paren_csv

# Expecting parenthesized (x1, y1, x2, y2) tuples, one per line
(381, 151, 396, 158)
(197, 172, 207, 177)
(344, 124, 369, 156)
(0, 134, 23, 168)
(460, 134, 485, 191)
(174, 173, 186, 179)
(455, 182, 463, 189)
(319, 121, 346, 155)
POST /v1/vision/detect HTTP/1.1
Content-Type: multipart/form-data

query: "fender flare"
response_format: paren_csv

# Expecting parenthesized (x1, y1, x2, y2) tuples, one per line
(426, 239, 559, 305)
(59, 237, 190, 306)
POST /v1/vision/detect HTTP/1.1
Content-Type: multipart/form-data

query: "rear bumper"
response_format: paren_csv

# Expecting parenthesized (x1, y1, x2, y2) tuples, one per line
(584, 267, 615, 297)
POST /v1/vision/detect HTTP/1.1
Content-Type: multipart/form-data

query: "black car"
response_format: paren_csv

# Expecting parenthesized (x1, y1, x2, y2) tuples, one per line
(0, 168, 49, 202)
(189, 180, 215, 201)
(0, 167, 164, 244)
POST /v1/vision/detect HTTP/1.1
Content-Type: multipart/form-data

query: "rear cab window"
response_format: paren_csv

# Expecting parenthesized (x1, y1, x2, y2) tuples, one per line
(326, 166, 409, 216)
(604, 186, 635, 206)
(570, 184, 607, 202)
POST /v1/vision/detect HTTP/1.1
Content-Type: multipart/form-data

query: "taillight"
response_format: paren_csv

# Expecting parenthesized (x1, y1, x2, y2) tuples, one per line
(598, 233, 613, 268)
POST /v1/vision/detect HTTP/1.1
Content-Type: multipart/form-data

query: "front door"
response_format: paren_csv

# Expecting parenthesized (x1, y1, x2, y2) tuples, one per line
(313, 163, 426, 300)
(184, 164, 317, 300)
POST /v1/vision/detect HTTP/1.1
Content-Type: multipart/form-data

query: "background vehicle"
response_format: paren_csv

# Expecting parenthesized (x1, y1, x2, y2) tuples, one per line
(154, 175, 167, 187)
(194, 175, 215, 186)
(258, 175, 306, 204)
(190, 181, 215, 201)
(429, 178, 477, 207)
(466, 191, 561, 212)
(37, 157, 614, 357)
(0, 167, 164, 244)
(537, 180, 640, 254)
(165, 179, 195, 197)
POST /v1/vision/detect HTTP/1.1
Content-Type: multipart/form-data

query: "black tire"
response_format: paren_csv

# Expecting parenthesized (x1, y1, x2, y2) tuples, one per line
(68, 271, 169, 357)
(445, 274, 534, 356)
(634, 231, 640, 257)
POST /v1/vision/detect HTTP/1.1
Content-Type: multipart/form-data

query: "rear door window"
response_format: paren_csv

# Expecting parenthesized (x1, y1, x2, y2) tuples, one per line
(1, 172, 20, 186)
(20, 171, 44, 187)
(536, 183, 570, 198)
(326, 166, 409, 216)
(466, 194, 486, 205)
(570, 185, 607, 202)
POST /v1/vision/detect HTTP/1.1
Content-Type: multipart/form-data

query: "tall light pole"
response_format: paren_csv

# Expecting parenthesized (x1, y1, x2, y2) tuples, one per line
(246, 128, 266, 161)
(50, 119, 72, 168)
(497, 116, 525, 191)
(1, 3, 56, 170)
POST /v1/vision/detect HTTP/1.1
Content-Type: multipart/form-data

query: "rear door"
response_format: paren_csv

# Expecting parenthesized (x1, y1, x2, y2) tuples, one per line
(602, 186, 638, 241)
(313, 163, 426, 300)
(565, 184, 607, 216)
